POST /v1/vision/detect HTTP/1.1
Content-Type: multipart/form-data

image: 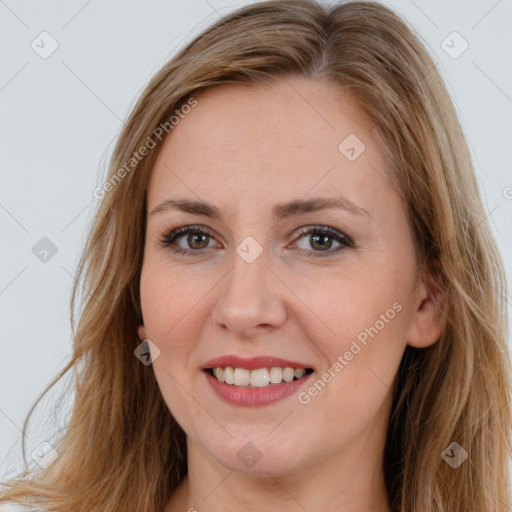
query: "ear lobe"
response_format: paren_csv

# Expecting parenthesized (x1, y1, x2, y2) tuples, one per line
(138, 324, 147, 341)
(407, 268, 446, 349)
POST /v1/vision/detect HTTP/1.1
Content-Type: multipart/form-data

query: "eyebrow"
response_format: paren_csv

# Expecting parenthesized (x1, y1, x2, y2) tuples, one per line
(150, 195, 370, 219)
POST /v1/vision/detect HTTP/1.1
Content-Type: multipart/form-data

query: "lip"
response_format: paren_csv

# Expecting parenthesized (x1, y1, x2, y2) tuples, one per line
(204, 369, 314, 407)
(202, 355, 313, 371)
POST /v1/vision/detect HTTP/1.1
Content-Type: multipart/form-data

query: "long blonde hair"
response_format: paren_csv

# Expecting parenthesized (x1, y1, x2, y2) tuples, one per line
(1, 1, 510, 510)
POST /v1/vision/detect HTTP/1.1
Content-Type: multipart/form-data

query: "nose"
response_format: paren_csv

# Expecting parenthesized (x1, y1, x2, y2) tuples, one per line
(210, 247, 287, 338)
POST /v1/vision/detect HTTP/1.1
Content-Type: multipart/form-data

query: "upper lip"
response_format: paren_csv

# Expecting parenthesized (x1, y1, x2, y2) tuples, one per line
(202, 355, 314, 371)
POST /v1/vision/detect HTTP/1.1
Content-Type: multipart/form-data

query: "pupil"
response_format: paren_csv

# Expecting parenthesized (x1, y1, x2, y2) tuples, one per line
(311, 234, 331, 251)
(189, 233, 208, 249)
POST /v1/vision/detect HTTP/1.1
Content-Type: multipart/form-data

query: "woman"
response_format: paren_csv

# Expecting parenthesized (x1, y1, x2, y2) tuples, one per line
(1, 1, 510, 511)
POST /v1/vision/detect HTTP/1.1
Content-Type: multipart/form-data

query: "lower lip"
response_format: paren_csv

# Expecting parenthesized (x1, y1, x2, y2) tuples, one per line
(204, 370, 313, 407)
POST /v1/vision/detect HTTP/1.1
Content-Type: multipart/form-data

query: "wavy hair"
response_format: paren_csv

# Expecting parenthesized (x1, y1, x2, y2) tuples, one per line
(1, 1, 510, 510)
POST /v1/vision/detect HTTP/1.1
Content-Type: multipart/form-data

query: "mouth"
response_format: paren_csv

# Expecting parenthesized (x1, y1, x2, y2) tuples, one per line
(203, 363, 315, 407)
(201, 355, 315, 406)
(204, 366, 314, 388)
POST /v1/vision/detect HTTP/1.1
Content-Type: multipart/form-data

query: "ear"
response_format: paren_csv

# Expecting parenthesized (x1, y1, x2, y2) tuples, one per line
(138, 324, 147, 341)
(406, 263, 446, 349)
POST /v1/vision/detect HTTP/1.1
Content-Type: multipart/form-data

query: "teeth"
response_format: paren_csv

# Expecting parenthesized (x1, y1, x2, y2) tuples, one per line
(294, 368, 306, 379)
(234, 368, 250, 386)
(269, 367, 282, 384)
(250, 368, 269, 387)
(282, 367, 294, 382)
(223, 367, 234, 385)
(211, 366, 310, 387)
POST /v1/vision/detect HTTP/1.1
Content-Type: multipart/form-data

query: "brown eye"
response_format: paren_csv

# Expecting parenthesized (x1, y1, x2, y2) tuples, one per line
(158, 224, 353, 258)
(158, 225, 220, 256)
(186, 233, 210, 250)
(292, 226, 353, 256)
(309, 233, 334, 251)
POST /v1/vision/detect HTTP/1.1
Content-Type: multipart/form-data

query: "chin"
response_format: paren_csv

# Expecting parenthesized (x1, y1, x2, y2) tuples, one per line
(197, 431, 312, 475)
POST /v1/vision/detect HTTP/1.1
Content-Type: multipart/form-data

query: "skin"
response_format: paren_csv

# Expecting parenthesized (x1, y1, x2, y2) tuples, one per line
(137, 76, 444, 512)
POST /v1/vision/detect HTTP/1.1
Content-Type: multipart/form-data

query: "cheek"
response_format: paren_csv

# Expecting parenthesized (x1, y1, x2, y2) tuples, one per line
(139, 265, 210, 425)
(139, 266, 210, 389)
(296, 285, 406, 439)
(296, 267, 405, 349)
(140, 262, 209, 342)
(294, 267, 410, 411)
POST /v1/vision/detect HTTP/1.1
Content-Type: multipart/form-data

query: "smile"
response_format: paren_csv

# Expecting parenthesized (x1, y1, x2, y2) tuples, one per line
(202, 355, 315, 407)
(208, 366, 313, 388)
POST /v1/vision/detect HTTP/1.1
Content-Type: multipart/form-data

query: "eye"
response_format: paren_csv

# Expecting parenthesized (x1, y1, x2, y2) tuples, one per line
(290, 225, 353, 256)
(157, 225, 220, 256)
(157, 224, 354, 257)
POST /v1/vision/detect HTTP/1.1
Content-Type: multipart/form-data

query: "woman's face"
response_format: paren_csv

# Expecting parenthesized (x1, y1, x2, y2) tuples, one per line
(138, 76, 442, 477)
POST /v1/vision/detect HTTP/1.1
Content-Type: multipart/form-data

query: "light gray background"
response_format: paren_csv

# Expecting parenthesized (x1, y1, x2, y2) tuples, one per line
(1, 0, 511, 484)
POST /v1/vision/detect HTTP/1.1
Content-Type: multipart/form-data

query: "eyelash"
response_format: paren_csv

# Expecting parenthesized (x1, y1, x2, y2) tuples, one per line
(157, 224, 354, 258)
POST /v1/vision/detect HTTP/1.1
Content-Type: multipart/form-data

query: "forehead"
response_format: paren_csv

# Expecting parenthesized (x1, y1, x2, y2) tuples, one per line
(147, 76, 390, 219)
